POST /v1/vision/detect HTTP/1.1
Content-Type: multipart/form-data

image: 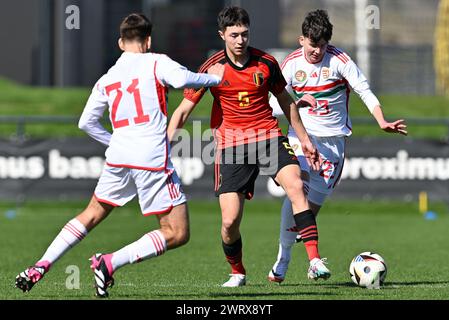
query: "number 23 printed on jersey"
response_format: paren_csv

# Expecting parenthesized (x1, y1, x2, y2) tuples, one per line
(307, 99, 330, 116)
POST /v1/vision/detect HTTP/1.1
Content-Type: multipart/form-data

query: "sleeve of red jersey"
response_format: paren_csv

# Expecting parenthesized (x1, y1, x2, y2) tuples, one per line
(183, 86, 208, 104)
(268, 59, 288, 95)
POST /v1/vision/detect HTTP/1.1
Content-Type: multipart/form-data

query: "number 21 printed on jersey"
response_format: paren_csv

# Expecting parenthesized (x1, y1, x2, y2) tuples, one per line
(106, 79, 150, 129)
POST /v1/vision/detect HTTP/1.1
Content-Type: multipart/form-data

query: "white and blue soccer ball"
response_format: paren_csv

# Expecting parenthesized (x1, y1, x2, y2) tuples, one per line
(349, 252, 387, 289)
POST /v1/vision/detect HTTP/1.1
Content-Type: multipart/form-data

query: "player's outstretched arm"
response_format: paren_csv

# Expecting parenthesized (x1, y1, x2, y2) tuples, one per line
(340, 57, 407, 136)
(371, 105, 408, 136)
(167, 98, 197, 143)
(207, 63, 225, 80)
(166, 63, 223, 143)
(157, 54, 223, 89)
(274, 89, 322, 170)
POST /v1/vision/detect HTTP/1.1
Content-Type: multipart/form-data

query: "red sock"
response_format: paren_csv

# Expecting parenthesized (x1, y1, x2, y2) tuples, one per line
(294, 210, 321, 261)
(304, 240, 320, 261)
(226, 251, 246, 275)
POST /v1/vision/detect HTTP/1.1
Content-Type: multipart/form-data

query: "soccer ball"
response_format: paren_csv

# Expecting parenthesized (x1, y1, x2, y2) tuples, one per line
(349, 252, 387, 289)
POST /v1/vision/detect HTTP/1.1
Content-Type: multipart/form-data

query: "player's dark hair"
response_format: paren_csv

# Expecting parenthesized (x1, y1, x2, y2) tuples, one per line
(120, 13, 152, 42)
(302, 9, 333, 43)
(217, 6, 250, 31)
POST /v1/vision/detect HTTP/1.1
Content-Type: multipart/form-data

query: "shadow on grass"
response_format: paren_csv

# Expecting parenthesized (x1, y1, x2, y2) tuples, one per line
(384, 280, 449, 287)
(144, 290, 340, 299)
(317, 280, 449, 289)
(207, 291, 339, 298)
(20, 280, 448, 300)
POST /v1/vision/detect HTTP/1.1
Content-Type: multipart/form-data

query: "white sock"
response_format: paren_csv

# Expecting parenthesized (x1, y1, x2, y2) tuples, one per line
(38, 218, 87, 266)
(273, 181, 311, 272)
(273, 198, 298, 269)
(111, 230, 167, 272)
(279, 197, 298, 247)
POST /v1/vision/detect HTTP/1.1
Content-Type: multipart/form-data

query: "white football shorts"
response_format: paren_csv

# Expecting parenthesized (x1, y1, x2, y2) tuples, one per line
(94, 165, 186, 216)
(287, 134, 346, 205)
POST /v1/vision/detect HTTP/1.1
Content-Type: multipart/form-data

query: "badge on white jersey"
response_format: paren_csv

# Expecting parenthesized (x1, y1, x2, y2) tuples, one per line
(295, 70, 307, 82)
(322, 67, 330, 80)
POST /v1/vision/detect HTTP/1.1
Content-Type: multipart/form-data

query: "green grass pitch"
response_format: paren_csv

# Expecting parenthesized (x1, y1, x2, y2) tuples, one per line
(1, 199, 448, 300)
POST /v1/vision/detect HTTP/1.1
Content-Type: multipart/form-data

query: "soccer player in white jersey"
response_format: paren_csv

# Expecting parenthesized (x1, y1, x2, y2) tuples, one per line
(15, 13, 224, 298)
(267, 9, 407, 283)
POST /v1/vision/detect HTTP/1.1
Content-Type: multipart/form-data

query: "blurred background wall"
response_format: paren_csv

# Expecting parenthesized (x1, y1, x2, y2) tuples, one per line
(0, 0, 442, 95)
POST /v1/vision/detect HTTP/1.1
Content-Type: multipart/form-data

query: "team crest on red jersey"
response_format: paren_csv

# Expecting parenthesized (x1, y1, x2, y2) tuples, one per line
(252, 72, 264, 87)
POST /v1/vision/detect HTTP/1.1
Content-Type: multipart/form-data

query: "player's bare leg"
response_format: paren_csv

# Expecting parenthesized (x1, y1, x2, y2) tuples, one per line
(275, 164, 330, 280)
(276, 165, 308, 212)
(90, 203, 190, 297)
(157, 203, 190, 249)
(219, 192, 247, 287)
(15, 196, 114, 293)
(76, 196, 115, 230)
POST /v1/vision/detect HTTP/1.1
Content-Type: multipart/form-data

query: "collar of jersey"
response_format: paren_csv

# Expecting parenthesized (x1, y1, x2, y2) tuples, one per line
(224, 47, 252, 71)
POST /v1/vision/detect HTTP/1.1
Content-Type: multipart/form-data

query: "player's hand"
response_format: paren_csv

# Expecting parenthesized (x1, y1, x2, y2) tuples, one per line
(207, 63, 225, 81)
(301, 139, 323, 171)
(297, 94, 317, 109)
(380, 119, 408, 136)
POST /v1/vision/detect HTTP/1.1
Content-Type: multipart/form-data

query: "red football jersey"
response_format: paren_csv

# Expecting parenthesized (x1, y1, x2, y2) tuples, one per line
(184, 47, 287, 149)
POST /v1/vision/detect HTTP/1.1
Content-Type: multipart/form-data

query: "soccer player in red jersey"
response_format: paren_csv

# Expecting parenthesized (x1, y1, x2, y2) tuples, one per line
(168, 6, 330, 287)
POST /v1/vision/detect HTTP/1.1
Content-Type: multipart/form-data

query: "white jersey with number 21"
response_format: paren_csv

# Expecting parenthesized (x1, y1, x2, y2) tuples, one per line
(79, 52, 221, 171)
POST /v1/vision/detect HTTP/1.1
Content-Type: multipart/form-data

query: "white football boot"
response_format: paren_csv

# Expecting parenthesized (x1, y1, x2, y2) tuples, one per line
(307, 257, 331, 280)
(222, 274, 246, 287)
